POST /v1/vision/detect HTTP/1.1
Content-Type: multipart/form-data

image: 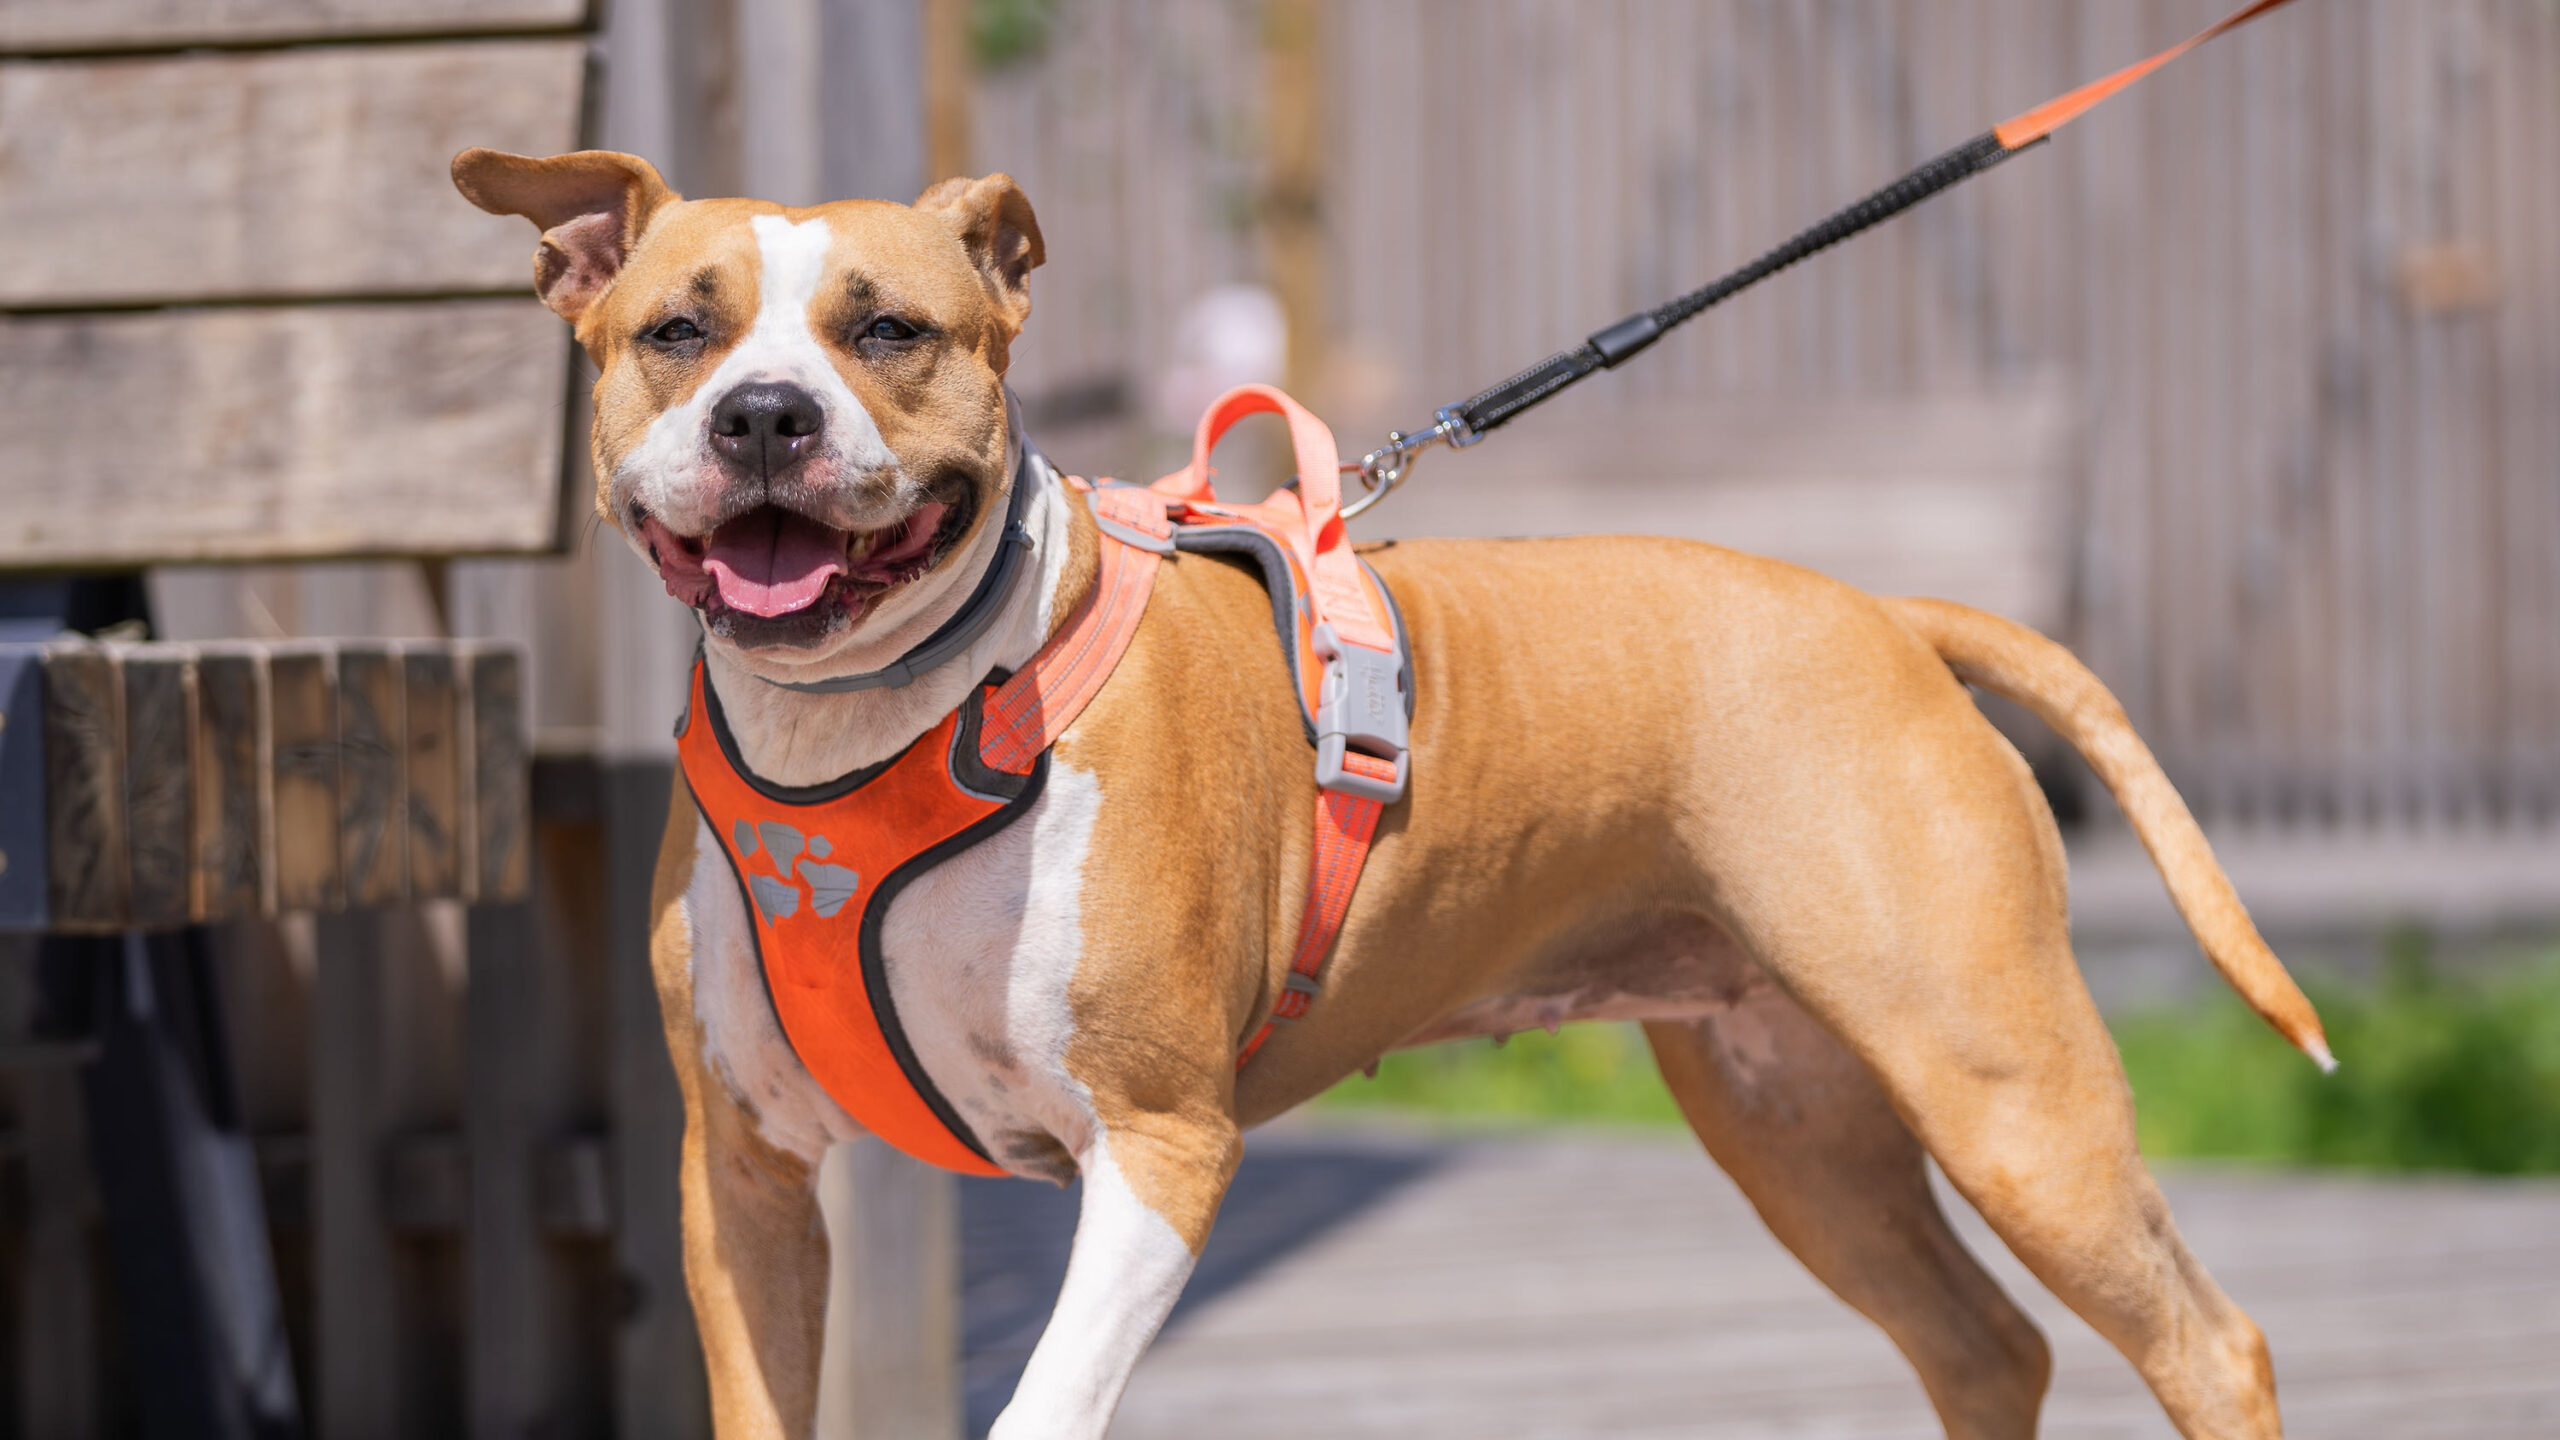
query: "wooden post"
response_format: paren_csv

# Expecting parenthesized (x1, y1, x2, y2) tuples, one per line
(118, 647, 196, 930)
(0, 650, 46, 929)
(337, 645, 408, 909)
(16, 1060, 100, 1438)
(607, 760, 710, 1440)
(404, 650, 462, 902)
(467, 647, 531, 904)
(817, 1140, 960, 1440)
(191, 645, 267, 924)
(42, 645, 127, 930)
(465, 892, 544, 1438)
(924, 0, 972, 187)
(310, 908, 399, 1440)
(1264, 0, 1328, 400)
(269, 647, 342, 915)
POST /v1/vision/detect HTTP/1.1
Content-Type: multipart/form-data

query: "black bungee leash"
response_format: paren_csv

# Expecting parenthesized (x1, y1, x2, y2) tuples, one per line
(1339, 0, 2305, 519)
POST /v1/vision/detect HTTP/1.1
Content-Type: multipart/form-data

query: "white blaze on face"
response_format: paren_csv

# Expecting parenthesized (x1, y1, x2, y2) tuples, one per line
(613, 214, 901, 536)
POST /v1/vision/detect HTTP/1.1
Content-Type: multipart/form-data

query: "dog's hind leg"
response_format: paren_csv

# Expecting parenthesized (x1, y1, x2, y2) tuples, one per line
(1811, 950, 2282, 1440)
(1696, 653, 2283, 1437)
(1646, 996, 2050, 1439)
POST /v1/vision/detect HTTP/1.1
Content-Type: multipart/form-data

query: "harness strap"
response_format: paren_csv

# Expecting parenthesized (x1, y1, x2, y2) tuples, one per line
(979, 485, 1170, 773)
(979, 462, 1396, 1069)
(1235, 751, 1396, 1068)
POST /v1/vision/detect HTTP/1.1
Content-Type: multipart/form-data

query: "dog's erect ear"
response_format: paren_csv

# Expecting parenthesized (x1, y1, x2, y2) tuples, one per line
(452, 148, 677, 322)
(914, 173, 1045, 334)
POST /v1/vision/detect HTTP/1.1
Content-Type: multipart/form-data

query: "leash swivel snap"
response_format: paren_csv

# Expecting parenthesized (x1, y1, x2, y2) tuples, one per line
(1343, 404, 1478, 521)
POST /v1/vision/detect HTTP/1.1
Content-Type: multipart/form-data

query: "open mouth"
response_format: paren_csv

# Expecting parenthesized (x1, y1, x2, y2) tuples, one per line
(638, 495, 975, 646)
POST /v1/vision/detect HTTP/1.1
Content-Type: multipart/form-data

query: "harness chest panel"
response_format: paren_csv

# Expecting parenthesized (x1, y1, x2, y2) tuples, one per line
(677, 663, 1033, 1177)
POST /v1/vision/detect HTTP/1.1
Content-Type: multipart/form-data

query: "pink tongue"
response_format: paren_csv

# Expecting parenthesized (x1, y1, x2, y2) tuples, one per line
(703, 509, 849, 617)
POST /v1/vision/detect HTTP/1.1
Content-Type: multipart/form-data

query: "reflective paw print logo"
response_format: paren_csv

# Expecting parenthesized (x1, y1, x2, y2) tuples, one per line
(733, 820, 860, 923)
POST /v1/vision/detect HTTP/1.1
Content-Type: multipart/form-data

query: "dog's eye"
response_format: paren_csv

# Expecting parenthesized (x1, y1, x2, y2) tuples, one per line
(646, 317, 703, 346)
(862, 315, 921, 343)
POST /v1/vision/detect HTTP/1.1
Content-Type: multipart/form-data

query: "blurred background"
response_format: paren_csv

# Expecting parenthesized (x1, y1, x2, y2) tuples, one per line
(0, 0, 2554, 1436)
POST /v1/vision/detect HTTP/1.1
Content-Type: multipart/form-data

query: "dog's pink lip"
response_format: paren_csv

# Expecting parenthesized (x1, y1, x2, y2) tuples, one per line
(637, 502, 952, 619)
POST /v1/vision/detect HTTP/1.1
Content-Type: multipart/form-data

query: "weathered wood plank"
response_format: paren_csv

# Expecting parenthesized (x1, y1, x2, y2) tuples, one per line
(11, 638, 528, 923)
(0, 302, 572, 568)
(1102, 1134, 2560, 1440)
(0, 41, 587, 306)
(191, 645, 266, 922)
(0, 0, 587, 54)
(268, 647, 340, 913)
(467, 647, 530, 903)
(336, 646, 406, 908)
(403, 650, 462, 900)
(42, 645, 128, 930)
(120, 646, 197, 930)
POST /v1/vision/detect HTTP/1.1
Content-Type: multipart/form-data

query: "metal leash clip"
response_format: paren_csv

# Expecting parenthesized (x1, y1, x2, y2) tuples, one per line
(1341, 405, 1481, 521)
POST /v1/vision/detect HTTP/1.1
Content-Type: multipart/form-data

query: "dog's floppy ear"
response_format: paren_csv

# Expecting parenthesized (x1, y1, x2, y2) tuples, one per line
(452, 148, 677, 322)
(915, 173, 1045, 335)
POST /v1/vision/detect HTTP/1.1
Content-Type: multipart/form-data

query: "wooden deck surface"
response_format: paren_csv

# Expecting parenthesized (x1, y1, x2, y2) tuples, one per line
(964, 1125, 2560, 1438)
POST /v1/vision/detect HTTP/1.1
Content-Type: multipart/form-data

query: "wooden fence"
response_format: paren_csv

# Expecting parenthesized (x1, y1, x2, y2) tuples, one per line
(990, 0, 2560, 833)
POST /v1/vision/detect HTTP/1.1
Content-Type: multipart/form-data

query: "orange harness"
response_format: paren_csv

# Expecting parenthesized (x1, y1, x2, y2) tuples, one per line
(675, 387, 1410, 1176)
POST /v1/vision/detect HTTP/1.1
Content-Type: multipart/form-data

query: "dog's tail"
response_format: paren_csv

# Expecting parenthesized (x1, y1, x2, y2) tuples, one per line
(1885, 596, 2334, 1071)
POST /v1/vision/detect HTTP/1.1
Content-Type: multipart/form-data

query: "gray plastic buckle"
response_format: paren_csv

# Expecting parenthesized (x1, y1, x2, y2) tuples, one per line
(1310, 621, 1408, 804)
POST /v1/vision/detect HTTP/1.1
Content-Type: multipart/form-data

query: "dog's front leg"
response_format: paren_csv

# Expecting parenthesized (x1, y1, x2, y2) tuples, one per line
(674, 1062, 832, 1437)
(990, 1114, 1242, 1440)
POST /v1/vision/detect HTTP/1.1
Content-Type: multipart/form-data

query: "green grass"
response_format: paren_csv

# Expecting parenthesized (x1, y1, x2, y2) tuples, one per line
(1319, 943, 2560, 1175)
(2114, 942, 2560, 1174)
(1319, 1019, 1686, 1129)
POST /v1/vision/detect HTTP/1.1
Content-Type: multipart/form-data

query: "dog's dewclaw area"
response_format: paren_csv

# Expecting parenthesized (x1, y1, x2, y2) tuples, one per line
(966, 1127, 2560, 1438)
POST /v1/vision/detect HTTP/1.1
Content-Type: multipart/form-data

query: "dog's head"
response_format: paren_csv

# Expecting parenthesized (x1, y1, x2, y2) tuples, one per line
(453, 148, 1044, 664)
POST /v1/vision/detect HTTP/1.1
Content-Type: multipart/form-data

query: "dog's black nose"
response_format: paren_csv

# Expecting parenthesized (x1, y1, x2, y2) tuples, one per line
(709, 382, 826, 474)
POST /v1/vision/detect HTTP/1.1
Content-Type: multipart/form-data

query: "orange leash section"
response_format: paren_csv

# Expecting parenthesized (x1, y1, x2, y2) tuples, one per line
(1376, 0, 2312, 457)
(1995, 0, 2303, 149)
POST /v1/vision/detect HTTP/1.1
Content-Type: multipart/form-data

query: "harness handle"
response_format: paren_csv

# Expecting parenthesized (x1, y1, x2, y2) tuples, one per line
(1160, 384, 1346, 546)
(1157, 383, 1394, 655)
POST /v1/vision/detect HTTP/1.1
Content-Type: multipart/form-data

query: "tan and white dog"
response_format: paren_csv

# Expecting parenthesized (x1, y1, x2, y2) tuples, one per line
(455, 146, 2330, 1440)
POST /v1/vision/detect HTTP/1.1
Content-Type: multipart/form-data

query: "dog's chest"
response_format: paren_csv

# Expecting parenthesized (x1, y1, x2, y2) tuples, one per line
(680, 762, 1106, 1179)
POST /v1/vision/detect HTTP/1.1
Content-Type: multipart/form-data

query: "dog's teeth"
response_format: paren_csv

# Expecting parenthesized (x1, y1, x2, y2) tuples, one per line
(849, 530, 876, 559)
